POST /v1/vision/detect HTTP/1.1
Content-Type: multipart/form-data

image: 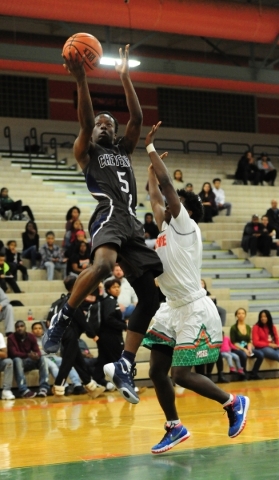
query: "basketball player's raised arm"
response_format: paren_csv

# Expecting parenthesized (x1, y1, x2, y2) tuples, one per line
(145, 123, 181, 219)
(63, 52, 94, 170)
(116, 45, 143, 154)
(148, 163, 165, 231)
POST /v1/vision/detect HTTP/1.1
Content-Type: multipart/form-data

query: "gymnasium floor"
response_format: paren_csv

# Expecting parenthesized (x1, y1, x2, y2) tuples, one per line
(1, 379, 279, 480)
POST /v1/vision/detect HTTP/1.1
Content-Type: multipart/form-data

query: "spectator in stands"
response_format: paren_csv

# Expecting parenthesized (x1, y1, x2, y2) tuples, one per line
(143, 213, 159, 249)
(230, 308, 264, 380)
(241, 214, 264, 257)
(185, 183, 193, 192)
(49, 276, 105, 400)
(198, 182, 217, 222)
(0, 240, 4, 255)
(109, 264, 138, 319)
(0, 331, 15, 400)
(21, 221, 40, 269)
(32, 322, 84, 394)
(259, 215, 274, 256)
(252, 310, 279, 362)
(212, 178, 232, 216)
(0, 255, 22, 293)
(173, 169, 184, 190)
(65, 206, 82, 232)
(8, 320, 49, 398)
(257, 153, 277, 186)
(0, 187, 35, 221)
(5, 240, 28, 281)
(201, 279, 226, 326)
(93, 278, 128, 388)
(40, 231, 67, 281)
(69, 241, 90, 277)
(0, 288, 15, 335)
(266, 199, 279, 238)
(235, 151, 260, 185)
(220, 331, 245, 378)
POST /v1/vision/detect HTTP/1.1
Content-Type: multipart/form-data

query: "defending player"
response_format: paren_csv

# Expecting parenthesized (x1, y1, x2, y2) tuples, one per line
(142, 122, 250, 454)
(43, 45, 163, 405)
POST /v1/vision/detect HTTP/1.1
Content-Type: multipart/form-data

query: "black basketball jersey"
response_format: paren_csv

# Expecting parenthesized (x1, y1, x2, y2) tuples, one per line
(83, 141, 137, 214)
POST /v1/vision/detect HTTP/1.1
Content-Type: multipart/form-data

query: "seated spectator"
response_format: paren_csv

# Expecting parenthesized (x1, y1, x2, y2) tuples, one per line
(185, 183, 193, 192)
(198, 182, 217, 222)
(266, 199, 279, 238)
(259, 215, 274, 256)
(252, 309, 279, 363)
(235, 151, 260, 185)
(201, 279, 226, 326)
(212, 178, 232, 216)
(220, 331, 245, 378)
(21, 221, 41, 269)
(0, 331, 15, 400)
(5, 240, 28, 281)
(8, 320, 49, 398)
(230, 308, 264, 380)
(0, 288, 15, 335)
(69, 241, 90, 276)
(0, 254, 22, 293)
(93, 279, 128, 388)
(40, 231, 67, 281)
(45, 276, 105, 400)
(109, 264, 138, 319)
(173, 169, 184, 190)
(0, 187, 35, 221)
(257, 153, 277, 186)
(241, 214, 271, 257)
(32, 322, 84, 394)
(143, 212, 159, 249)
(65, 206, 82, 232)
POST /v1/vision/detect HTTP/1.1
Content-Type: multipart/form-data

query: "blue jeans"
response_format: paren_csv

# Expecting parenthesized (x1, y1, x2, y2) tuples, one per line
(123, 304, 136, 320)
(258, 347, 279, 361)
(13, 357, 49, 393)
(221, 352, 242, 370)
(231, 348, 264, 373)
(0, 358, 13, 390)
(22, 246, 38, 267)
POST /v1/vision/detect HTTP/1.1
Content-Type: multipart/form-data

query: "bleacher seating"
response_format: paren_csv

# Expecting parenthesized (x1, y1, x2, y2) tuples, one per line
(1, 149, 279, 390)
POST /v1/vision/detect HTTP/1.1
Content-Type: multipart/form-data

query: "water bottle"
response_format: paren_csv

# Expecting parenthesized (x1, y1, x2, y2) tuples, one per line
(27, 309, 33, 321)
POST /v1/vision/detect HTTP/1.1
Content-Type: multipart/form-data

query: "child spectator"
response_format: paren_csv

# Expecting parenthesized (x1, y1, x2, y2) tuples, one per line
(252, 310, 279, 361)
(21, 221, 40, 269)
(220, 331, 245, 378)
(40, 231, 67, 281)
(0, 187, 35, 221)
(212, 178, 232, 216)
(109, 264, 138, 320)
(5, 240, 28, 281)
(8, 320, 49, 398)
(0, 254, 22, 293)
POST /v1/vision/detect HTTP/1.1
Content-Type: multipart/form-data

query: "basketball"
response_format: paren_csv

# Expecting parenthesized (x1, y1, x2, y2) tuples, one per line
(62, 33, 103, 73)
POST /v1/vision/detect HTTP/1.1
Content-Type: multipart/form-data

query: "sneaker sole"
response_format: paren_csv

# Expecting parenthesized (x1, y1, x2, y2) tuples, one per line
(230, 396, 250, 438)
(151, 431, 191, 454)
(103, 364, 139, 405)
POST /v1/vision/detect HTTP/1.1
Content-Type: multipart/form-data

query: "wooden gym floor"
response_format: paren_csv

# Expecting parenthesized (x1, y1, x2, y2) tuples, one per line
(1, 379, 279, 480)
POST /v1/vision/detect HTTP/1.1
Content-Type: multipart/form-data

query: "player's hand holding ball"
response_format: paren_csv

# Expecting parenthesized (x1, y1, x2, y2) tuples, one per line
(62, 33, 103, 79)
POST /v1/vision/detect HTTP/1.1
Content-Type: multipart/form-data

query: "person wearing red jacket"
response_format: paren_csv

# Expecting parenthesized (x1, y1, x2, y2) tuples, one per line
(252, 310, 279, 362)
(8, 320, 49, 398)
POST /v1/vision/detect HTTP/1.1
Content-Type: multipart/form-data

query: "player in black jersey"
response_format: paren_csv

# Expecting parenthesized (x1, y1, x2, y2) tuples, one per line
(43, 44, 163, 404)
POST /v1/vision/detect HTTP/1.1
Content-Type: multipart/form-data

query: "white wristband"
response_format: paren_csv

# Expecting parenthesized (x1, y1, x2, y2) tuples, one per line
(146, 143, 156, 154)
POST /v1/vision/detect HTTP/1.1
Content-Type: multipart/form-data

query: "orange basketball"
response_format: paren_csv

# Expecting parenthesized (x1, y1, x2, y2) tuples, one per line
(62, 33, 103, 73)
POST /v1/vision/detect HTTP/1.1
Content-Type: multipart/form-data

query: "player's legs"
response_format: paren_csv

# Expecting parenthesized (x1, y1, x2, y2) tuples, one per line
(42, 245, 117, 353)
(172, 366, 229, 403)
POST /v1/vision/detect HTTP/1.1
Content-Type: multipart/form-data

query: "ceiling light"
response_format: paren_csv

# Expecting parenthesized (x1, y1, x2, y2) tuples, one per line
(100, 57, 141, 68)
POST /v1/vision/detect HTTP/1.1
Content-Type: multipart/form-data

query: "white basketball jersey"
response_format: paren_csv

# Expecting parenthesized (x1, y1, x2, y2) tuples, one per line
(155, 205, 206, 306)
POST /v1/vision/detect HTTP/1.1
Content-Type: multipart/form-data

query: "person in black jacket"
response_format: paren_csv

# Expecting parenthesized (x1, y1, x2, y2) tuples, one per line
(241, 214, 269, 257)
(21, 221, 41, 268)
(235, 151, 260, 185)
(5, 240, 28, 281)
(93, 278, 128, 387)
(48, 276, 105, 400)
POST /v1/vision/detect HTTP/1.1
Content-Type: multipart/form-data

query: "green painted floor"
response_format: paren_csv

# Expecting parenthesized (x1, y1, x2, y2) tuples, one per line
(2, 440, 279, 480)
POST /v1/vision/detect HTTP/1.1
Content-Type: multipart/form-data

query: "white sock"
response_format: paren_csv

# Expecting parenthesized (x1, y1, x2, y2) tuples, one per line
(166, 419, 181, 428)
(222, 394, 234, 408)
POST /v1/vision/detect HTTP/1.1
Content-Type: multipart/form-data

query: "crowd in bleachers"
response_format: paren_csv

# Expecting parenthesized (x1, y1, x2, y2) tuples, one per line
(1, 148, 279, 400)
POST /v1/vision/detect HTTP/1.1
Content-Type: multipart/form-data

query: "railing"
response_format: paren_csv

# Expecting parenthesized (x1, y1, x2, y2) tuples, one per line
(252, 144, 279, 157)
(40, 132, 77, 150)
(186, 140, 219, 155)
(219, 142, 251, 155)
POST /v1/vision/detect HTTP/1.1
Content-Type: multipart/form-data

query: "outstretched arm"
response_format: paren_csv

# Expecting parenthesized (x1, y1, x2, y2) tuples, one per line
(148, 161, 166, 231)
(116, 45, 142, 154)
(63, 52, 95, 170)
(145, 123, 181, 219)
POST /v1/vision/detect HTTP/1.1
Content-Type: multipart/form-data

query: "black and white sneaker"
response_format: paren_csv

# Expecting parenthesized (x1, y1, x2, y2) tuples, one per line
(103, 359, 139, 404)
